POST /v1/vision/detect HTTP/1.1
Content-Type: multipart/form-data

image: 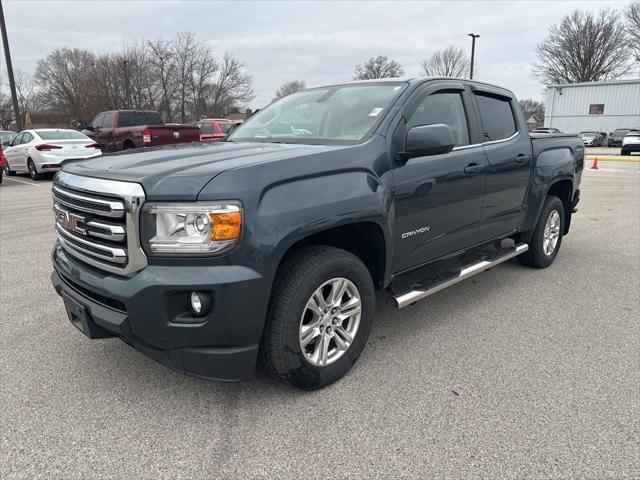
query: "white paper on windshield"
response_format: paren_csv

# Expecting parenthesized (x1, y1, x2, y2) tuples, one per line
(369, 107, 384, 117)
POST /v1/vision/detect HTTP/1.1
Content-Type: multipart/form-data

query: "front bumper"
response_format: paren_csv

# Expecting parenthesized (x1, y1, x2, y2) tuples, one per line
(51, 244, 271, 381)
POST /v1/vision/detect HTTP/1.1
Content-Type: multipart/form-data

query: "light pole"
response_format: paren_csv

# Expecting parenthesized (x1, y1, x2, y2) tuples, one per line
(123, 59, 130, 109)
(467, 33, 480, 80)
(0, 0, 22, 131)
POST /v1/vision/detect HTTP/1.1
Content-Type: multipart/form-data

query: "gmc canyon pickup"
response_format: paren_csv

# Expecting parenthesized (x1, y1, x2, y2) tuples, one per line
(51, 78, 583, 389)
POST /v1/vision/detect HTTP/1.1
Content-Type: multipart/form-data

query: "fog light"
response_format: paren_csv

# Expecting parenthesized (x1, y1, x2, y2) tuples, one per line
(189, 291, 211, 317)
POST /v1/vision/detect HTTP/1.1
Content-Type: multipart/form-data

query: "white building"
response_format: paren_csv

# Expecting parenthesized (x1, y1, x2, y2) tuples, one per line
(544, 79, 640, 133)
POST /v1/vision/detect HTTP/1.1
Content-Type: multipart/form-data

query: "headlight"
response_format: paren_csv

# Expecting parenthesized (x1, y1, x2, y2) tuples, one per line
(140, 202, 242, 255)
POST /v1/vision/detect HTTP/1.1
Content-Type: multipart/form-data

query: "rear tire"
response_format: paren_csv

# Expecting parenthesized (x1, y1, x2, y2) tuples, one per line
(28, 159, 42, 180)
(519, 195, 564, 269)
(259, 245, 375, 390)
(621, 149, 630, 156)
(123, 140, 135, 150)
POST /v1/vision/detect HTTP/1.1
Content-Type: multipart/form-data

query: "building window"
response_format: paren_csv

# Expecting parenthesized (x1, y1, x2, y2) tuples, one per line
(589, 104, 605, 115)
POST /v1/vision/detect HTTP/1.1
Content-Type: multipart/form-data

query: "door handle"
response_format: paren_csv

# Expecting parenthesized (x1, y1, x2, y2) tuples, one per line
(514, 154, 530, 165)
(464, 163, 484, 175)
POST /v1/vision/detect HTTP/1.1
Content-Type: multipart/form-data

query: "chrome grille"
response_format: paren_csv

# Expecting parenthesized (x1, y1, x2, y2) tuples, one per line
(53, 172, 147, 276)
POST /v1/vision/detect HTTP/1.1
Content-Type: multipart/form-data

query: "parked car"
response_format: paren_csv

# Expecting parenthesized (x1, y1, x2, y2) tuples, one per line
(621, 130, 640, 156)
(51, 78, 583, 390)
(531, 127, 562, 134)
(0, 147, 6, 185)
(0, 131, 17, 184)
(579, 131, 604, 147)
(196, 119, 243, 142)
(607, 128, 632, 147)
(82, 110, 201, 152)
(3, 129, 101, 180)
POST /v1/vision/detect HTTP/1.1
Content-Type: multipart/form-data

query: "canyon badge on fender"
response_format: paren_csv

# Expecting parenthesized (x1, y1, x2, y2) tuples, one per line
(401, 225, 430, 239)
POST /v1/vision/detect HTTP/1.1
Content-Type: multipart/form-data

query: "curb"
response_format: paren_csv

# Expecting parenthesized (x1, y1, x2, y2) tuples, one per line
(585, 155, 640, 163)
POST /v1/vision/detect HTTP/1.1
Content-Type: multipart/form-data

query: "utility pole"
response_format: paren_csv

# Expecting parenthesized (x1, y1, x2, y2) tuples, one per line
(123, 59, 130, 109)
(467, 33, 480, 80)
(0, 0, 22, 131)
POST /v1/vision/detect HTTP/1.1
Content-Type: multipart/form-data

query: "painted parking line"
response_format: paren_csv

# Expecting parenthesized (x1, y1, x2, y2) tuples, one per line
(3, 177, 42, 187)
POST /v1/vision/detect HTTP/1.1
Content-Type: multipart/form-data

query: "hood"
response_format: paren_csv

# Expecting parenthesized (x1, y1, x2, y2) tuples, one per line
(62, 141, 344, 200)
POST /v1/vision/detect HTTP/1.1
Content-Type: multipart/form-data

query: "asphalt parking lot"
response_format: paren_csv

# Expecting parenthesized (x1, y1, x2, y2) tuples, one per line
(1, 162, 639, 479)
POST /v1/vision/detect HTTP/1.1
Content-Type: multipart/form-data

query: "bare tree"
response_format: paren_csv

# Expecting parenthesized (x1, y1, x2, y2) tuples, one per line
(31, 32, 254, 125)
(0, 90, 14, 128)
(34, 48, 101, 124)
(14, 71, 45, 113)
(625, 1, 640, 62)
(532, 8, 632, 84)
(519, 99, 545, 126)
(207, 53, 255, 117)
(147, 38, 178, 121)
(353, 56, 404, 80)
(273, 80, 306, 101)
(420, 45, 470, 78)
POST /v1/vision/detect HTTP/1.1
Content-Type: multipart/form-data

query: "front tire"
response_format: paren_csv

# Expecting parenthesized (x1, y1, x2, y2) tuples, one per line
(4, 163, 15, 176)
(519, 195, 565, 268)
(260, 245, 375, 390)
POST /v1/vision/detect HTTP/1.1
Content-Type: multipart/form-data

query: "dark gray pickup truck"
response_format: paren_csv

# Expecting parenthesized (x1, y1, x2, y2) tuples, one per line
(51, 78, 583, 389)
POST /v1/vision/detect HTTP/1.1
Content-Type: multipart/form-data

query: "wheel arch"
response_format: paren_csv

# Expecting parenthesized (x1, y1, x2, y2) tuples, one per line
(521, 177, 573, 242)
(274, 221, 388, 290)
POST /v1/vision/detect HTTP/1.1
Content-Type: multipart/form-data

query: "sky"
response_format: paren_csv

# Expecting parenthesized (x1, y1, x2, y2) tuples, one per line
(0, 0, 634, 108)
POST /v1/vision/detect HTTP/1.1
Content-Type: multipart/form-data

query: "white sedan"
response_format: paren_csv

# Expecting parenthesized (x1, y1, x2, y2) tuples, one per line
(2, 129, 102, 180)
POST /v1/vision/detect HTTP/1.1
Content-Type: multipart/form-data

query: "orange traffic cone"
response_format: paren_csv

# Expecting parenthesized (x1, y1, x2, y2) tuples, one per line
(591, 157, 599, 169)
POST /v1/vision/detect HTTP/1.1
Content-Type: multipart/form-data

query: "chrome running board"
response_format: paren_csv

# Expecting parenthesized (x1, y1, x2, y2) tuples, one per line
(392, 243, 529, 309)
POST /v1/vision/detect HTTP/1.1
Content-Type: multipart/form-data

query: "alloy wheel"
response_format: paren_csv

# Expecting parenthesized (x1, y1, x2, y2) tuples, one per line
(543, 210, 561, 256)
(299, 277, 362, 367)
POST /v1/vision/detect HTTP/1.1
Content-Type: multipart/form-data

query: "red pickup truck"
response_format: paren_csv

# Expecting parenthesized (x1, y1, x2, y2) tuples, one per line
(83, 110, 201, 152)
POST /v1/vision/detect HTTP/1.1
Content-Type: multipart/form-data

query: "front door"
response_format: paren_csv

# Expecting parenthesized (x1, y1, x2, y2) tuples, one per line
(5, 132, 26, 172)
(392, 85, 487, 273)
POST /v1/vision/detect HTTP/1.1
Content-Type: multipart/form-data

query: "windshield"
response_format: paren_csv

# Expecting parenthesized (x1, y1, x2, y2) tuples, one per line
(36, 130, 89, 140)
(229, 82, 407, 145)
(614, 129, 630, 135)
(580, 132, 597, 136)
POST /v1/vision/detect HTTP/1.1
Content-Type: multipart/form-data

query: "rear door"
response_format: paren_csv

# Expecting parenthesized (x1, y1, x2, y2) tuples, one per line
(473, 88, 532, 241)
(391, 82, 488, 272)
(19, 132, 34, 170)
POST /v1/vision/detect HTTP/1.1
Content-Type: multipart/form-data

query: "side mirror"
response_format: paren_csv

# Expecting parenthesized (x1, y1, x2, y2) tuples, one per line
(403, 124, 455, 158)
(2, 141, 10, 148)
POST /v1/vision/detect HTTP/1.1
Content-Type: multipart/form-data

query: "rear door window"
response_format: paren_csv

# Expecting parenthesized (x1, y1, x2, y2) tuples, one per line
(475, 94, 517, 142)
(118, 112, 135, 127)
(145, 113, 163, 125)
(198, 123, 214, 134)
(134, 112, 147, 126)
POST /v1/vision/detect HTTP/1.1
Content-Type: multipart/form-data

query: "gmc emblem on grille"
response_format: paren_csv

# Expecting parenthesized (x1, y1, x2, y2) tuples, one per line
(173, 131, 180, 139)
(55, 207, 86, 235)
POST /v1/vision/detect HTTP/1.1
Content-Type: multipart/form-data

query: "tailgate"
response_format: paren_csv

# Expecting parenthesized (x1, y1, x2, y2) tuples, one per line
(148, 125, 201, 145)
